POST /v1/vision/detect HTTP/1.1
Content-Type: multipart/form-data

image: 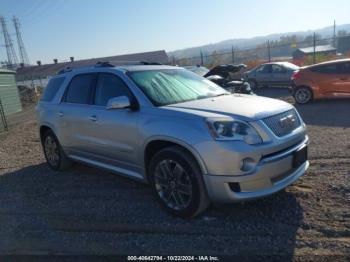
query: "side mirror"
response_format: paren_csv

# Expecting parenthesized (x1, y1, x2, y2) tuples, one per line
(106, 96, 131, 110)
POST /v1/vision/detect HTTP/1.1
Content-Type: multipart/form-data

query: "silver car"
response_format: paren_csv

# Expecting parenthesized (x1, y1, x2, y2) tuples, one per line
(37, 63, 309, 218)
(245, 62, 300, 89)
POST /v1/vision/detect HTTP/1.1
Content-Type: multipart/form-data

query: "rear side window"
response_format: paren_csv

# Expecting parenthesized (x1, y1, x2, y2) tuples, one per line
(65, 74, 95, 104)
(310, 64, 338, 74)
(94, 73, 132, 106)
(41, 77, 65, 101)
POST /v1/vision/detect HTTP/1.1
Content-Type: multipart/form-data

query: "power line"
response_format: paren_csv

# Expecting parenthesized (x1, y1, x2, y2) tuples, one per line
(13, 16, 30, 65)
(0, 16, 19, 69)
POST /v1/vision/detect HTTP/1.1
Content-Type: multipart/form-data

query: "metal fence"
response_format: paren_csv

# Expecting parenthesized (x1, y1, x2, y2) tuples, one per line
(172, 34, 350, 68)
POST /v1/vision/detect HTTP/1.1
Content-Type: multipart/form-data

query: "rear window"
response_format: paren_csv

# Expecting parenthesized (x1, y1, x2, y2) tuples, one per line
(41, 77, 65, 101)
(65, 74, 95, 104)
(310, 64, 338, 74)
(283, 62, 299, 70)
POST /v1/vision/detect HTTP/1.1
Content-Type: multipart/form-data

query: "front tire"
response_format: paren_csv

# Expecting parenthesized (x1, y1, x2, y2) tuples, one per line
(149, 146, 210, 218)
(294, 86, 313, 104)
(42, 129, 72, 171)
(248, 79, 258, 89)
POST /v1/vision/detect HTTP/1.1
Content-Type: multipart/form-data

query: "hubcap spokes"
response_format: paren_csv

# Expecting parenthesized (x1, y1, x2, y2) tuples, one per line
(296, 89, 310, 103)
(44, 136, 59, 166)
(154, 159, 193, 210)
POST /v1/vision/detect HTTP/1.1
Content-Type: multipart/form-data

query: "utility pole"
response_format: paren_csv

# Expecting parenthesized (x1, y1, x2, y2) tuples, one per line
(200, 50, 204, 66)
(267, 40, 271, 62)
(0, 16, 19, 69)
(13, 16, 30, 65)
(231, 46, 235, 64)
(313, 32, 316, 64)
(333, 19, 336, 48)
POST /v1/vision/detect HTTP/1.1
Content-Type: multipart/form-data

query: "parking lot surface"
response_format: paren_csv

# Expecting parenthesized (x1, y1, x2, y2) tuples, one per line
(0, 89, 349, 258)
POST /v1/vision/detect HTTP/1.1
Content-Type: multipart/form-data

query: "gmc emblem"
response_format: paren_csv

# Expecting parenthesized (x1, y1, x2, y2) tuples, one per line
(279, 114, 296, 128)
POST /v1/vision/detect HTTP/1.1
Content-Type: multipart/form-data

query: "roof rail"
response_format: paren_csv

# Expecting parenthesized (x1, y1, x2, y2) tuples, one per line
(57, 67, 73, 75)
(139, 61, 163, 65)
(95, 61, 114, 67)
(56, 60, 164, 75)
(97, 60, 163, 66)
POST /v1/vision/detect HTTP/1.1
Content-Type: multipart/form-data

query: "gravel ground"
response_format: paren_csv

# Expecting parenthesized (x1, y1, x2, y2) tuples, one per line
(0, 89, 349, 259)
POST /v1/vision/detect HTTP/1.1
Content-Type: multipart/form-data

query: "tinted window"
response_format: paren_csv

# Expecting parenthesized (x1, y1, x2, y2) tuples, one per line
(339, 62, 350, 74)
(272, 64, 285, 73)
(310, 64, 338, 74)
(256, 64, 271, 73)
(94, 74, 132, 106)
(41, 77, 65, 101)
(65, 74, 95, 104)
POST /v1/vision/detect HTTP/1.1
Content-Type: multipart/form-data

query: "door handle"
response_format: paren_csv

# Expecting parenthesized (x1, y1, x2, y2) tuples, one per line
(340, 77, 348, 81)
(58, 111, 64, 117)
(89, 115, 97, 122)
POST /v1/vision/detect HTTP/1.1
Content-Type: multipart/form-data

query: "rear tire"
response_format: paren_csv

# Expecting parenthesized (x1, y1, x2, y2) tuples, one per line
(294, 86, 313, 104)
(148, 146, 210, 218)
(42, 129, 72, 171)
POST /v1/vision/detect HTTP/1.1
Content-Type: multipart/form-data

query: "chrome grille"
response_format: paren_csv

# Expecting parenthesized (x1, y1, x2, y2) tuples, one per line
(262, 109, 301, 137)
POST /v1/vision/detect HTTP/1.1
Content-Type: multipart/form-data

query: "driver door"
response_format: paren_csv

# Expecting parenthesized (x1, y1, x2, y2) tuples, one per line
(84, 73, 141, 175)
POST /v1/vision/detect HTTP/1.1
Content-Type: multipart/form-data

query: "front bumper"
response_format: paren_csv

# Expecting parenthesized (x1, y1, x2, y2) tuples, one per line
(202, 136, 309, 202)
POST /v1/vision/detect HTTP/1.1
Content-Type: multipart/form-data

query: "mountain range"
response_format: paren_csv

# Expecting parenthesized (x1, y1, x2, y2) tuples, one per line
(168, 23, 350, 59)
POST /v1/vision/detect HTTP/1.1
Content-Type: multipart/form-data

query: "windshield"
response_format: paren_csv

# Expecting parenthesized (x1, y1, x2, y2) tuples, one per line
(128, 69, 228, 106)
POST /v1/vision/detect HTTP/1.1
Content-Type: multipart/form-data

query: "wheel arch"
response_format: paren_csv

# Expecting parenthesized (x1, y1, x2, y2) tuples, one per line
(143, 137, 208, 183)
(39, 124, 54, 144)
(294, 85, 314, 96)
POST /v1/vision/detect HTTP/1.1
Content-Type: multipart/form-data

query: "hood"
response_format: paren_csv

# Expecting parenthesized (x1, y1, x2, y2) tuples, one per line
(164, 94, 293, 120)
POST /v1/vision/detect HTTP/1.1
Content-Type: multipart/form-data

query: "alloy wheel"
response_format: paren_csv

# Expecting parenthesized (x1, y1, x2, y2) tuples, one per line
(295, 88, 311, 104)
(44, 135, 60, 167)
(154, 159, 193, 211)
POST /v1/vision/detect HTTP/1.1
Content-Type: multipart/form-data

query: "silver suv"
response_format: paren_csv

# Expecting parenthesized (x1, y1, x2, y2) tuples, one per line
(37, 63, 309, 218)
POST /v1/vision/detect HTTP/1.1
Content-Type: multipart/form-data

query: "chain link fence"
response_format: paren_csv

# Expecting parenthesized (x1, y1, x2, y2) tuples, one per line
(172, 34, 350, 69)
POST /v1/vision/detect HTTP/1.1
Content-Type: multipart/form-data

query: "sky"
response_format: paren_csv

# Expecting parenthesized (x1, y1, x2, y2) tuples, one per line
(1, 0, 350, 64)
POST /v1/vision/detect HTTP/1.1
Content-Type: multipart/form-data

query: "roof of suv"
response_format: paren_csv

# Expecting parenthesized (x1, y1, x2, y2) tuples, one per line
(56, 64, 179, 76)
(117, 65, 179, 72)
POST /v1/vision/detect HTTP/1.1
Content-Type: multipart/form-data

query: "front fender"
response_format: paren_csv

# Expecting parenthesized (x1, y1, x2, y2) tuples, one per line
(140, 117, 211, 175)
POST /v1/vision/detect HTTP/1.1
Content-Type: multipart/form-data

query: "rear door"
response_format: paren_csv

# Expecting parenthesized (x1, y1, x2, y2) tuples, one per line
(271, 64, 289, 87)
(59, 73, 97, 156)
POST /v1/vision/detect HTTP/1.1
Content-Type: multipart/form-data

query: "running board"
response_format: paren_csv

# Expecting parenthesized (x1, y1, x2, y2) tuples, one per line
(69, 155, 144, 180)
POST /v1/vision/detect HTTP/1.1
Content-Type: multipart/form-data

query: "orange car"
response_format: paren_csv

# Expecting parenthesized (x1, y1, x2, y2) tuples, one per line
(291, 59, 350, 103)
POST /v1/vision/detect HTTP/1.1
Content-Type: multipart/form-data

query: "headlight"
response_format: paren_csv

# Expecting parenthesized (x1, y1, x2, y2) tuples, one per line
(206, 118, 262, 144)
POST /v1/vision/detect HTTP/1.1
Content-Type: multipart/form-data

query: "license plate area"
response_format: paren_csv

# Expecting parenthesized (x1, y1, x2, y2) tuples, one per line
(293, 146, 308, 168)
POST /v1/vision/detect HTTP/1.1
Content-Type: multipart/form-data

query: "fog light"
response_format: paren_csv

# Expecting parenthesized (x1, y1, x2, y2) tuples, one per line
(240, 157, 256, 172)
(229, 182, 241, 192)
